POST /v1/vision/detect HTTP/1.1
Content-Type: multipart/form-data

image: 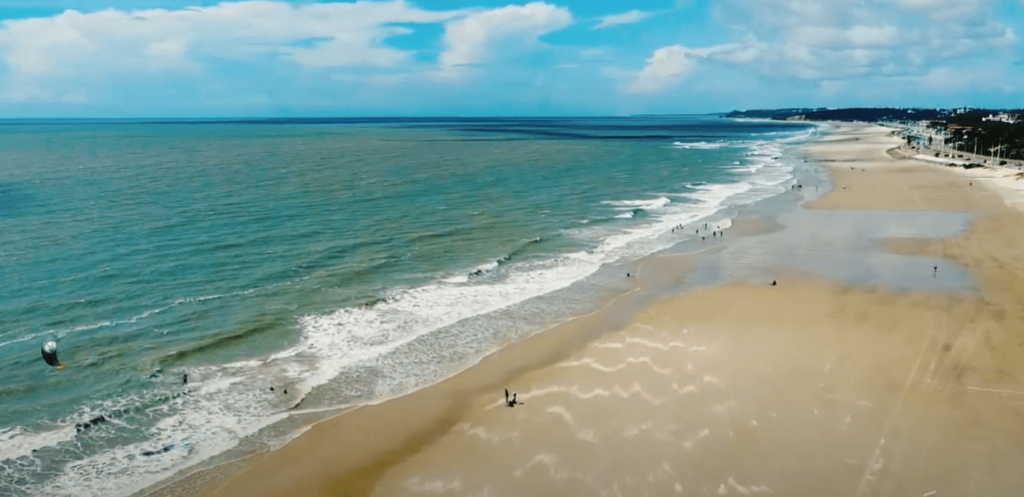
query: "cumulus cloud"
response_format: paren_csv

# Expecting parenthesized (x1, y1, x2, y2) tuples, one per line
(626, 0, 1017, 93)
(0, 1, 462, 80)
(627, 46, 694, 93)
(627, 43, 762, 93)
(788, 25, 899, 48)
(0, 0, 576, 102)
(593, 10, 651, 30)
(434, 2, 572, 80)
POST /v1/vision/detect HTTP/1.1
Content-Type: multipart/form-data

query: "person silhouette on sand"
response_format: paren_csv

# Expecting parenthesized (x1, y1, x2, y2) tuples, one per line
(506, 389, 524, 407)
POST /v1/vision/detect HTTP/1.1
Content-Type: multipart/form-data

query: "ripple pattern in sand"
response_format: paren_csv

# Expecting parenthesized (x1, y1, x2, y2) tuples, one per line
(368, 320, 784, 497)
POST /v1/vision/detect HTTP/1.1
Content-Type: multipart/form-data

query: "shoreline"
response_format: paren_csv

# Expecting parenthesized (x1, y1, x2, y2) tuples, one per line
(138, 125, 822, 497)
(144, 254, 701, 497)
(149, 122, 1024, 497)
(135, 123, 820, 497)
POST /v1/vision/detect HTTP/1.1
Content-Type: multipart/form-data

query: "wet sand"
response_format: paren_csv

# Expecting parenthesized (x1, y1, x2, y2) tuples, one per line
(155, 124, 1024, 497)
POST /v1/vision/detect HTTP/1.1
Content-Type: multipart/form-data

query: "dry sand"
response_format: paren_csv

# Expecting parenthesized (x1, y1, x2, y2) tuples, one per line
(167, 123, 1024, 497)
(804, 124, 1007, 213)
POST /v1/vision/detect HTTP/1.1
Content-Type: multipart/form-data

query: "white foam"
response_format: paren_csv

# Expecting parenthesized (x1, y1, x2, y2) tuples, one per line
(439, 260, 503, 284)
(0, 426, 77, 462)
(602, 197, 671, 211)
(683, 182, 753, 203)
(440, 274, 469, 284)
(24, 378, 290, 497)
(673, 141, 728, 150)
(476, 261, 499, 272)
(614, 212, 634, 219)
(281, 251, 608, 399)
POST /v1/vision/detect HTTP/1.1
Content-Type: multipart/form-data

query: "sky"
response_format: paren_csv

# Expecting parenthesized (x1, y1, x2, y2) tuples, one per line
(0, 0, 1022, 117)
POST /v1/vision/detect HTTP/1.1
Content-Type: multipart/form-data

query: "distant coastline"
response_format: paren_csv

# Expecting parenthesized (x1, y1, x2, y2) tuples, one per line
(726, 107, 1024, 161)
(723, 106, 1024, 122)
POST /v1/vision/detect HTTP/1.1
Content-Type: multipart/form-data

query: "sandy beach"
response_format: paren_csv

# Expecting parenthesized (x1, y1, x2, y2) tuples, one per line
(150, 123, 1024, 497)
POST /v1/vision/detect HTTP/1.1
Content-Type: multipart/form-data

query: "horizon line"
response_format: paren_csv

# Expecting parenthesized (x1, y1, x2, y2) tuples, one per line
(0, 114, 727, 123)
(1, 107, 1018, 123)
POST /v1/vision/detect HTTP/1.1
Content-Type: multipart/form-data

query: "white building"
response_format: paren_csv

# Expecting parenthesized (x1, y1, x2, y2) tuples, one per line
(982, 113, 1019, 124)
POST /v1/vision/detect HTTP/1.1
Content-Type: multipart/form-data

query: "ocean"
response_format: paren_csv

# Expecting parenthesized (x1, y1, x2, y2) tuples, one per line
(0, 116, 817, 496)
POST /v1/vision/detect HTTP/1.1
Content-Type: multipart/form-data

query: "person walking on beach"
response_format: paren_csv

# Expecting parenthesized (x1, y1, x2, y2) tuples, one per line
(506, 389, 523, 407)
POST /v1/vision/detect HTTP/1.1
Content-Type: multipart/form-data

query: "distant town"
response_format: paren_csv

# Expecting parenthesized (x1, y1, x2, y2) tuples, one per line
(726, 107, 1024, 161)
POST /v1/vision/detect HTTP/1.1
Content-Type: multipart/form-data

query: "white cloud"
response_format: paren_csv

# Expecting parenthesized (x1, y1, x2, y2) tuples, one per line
(892, 0, 995, 19)
(789, 25, 899, 48)
(593, 10, 651, 30)
(627, 46, 694, 93)
(626, 0, 1018, 94)
(0, 1, 578, 102)
(627, 43, 759, 93)
(434, 2, 572, 80)
(0, 1, 463, 81)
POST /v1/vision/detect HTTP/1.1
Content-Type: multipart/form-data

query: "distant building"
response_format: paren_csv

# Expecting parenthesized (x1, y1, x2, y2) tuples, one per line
(983, 113, 1019, 124)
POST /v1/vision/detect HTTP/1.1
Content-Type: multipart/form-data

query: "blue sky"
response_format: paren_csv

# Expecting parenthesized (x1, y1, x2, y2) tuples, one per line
(0, 0, 1021, 117)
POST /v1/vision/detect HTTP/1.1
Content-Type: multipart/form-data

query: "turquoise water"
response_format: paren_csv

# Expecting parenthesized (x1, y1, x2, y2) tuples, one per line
(0, 117, 815, 496)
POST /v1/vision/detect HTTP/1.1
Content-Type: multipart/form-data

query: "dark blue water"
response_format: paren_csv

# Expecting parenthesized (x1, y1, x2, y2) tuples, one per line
(0, 117, 816, 496)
